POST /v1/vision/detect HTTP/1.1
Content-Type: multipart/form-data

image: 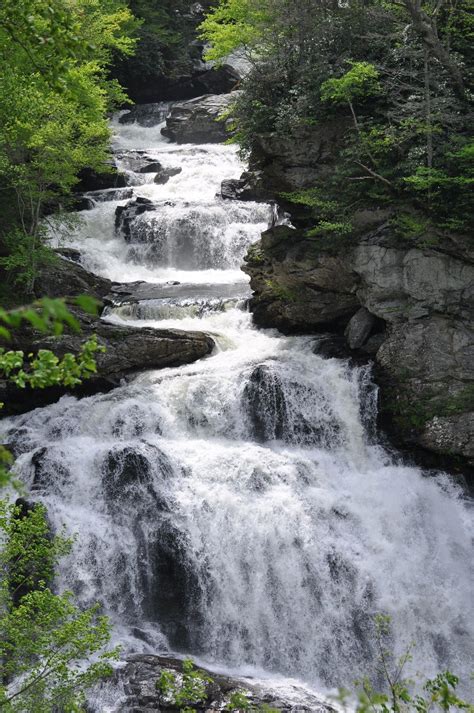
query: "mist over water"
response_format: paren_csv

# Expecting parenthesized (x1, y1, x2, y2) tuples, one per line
(7, 109, 473, 698)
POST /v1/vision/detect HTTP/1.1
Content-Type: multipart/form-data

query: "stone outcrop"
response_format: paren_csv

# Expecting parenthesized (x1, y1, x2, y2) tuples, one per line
(243, 226, 360, 333)
(0, 306, 214, 416)
(92, 654, 333, 713)
(161, 93, 241, 144)
(236, 116, 474, 472)
(75, 163, 128, 193)
(221, 171, 273, 202)
(247, 121, 351, 195)
(34, 252, 113, 300)
(244, 222, 474, 471)
(1, 256, 215, 415)
(119, 104, 172, 128)
(115, 197, 158, 241)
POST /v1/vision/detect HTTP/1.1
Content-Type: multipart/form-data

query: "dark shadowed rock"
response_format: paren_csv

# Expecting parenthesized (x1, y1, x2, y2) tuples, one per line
(76, 164, 128, 192)
(220, 171, 272, 202)
(119, 103, 172, 128)
(345, 308, 376, 349)
(115, 197, 157, 241)
(74, 188, 134, 210)
(154, 166, 182, 184)
(139, 161, 164, 174)
(34, 254, 113, 301)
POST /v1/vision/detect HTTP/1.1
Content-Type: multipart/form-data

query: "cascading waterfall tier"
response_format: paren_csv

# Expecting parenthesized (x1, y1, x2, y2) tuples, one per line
(6, 108, 473, 698)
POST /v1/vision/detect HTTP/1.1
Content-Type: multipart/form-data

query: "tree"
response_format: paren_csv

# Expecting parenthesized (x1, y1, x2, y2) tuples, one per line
(201, 0, 473, 233)
(0, 0, 137, 295)
(337, 615, 474, 713)
(0, 500, 118, 712)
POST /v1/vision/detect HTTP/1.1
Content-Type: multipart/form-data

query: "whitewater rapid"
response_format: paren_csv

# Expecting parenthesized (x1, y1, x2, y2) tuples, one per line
(4, 109, 473, 699)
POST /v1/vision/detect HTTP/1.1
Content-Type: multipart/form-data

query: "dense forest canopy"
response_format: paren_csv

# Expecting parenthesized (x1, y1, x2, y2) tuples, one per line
(201, 0, 473, 242)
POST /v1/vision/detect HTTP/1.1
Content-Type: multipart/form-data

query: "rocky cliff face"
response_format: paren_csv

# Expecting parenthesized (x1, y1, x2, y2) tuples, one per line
(240, 127, 474, 473)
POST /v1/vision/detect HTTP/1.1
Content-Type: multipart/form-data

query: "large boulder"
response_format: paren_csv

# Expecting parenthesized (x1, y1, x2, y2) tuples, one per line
(115, 197, 158, 242)
(161, 93, 241, 144)
(75, 163, 127, 192)
(220, 171, 273, 202)
(119, 104, 172, 128)
(34, 253, 113, 300)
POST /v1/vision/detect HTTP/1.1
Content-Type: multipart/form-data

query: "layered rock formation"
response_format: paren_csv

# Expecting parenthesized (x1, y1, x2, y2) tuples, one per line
(240, 126, 474, 472)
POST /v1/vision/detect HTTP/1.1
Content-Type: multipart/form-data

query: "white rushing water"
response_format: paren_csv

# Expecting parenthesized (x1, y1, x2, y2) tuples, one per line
(5, 110, 474, 699)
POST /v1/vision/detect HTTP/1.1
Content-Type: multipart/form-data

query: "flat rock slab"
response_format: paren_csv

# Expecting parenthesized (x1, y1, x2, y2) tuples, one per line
(0, 309, 214, 416)
(108, 281, 250, 305)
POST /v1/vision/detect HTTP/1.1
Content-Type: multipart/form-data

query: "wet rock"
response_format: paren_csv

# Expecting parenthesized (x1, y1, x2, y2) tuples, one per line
(313, 334, 350, 360)
(115, 197, 157, 241)
(243, 364, 288, 441)
(146, 526, 199, 648)
(73, 196, 96, 211)
(0, 304, 214, 416)
(75, 164, 128, 192)
(31, 446, 71, 491)
(161, 93, 241, 144)
(119, 103, 172, 128)
(115, 150, 161, 173)
(345, 308, 376, 349)
(75, 188, 134, 210)
(139, 161, 164, 174)
(92, 654, 333, 712)
(221, 171, 272, 202)
(154, 166, 182, 185)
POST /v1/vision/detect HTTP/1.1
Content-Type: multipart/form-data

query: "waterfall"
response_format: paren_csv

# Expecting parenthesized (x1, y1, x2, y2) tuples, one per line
(4, 109, 473, 699)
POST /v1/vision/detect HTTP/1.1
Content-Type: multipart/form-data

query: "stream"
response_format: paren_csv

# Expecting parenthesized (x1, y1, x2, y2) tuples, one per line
(3, 108, 473, 705)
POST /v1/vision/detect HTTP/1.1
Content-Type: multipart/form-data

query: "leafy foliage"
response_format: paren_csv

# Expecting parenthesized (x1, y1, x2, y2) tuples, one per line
(0, 0, 137, 293)
(201, 0, 473, 236)
(157, 658, 212, 710)
(0, 501, 118, 712)
(337, 615, 474, 713)
(0, 296, 103, 487)
(0, 335, 105, 390)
